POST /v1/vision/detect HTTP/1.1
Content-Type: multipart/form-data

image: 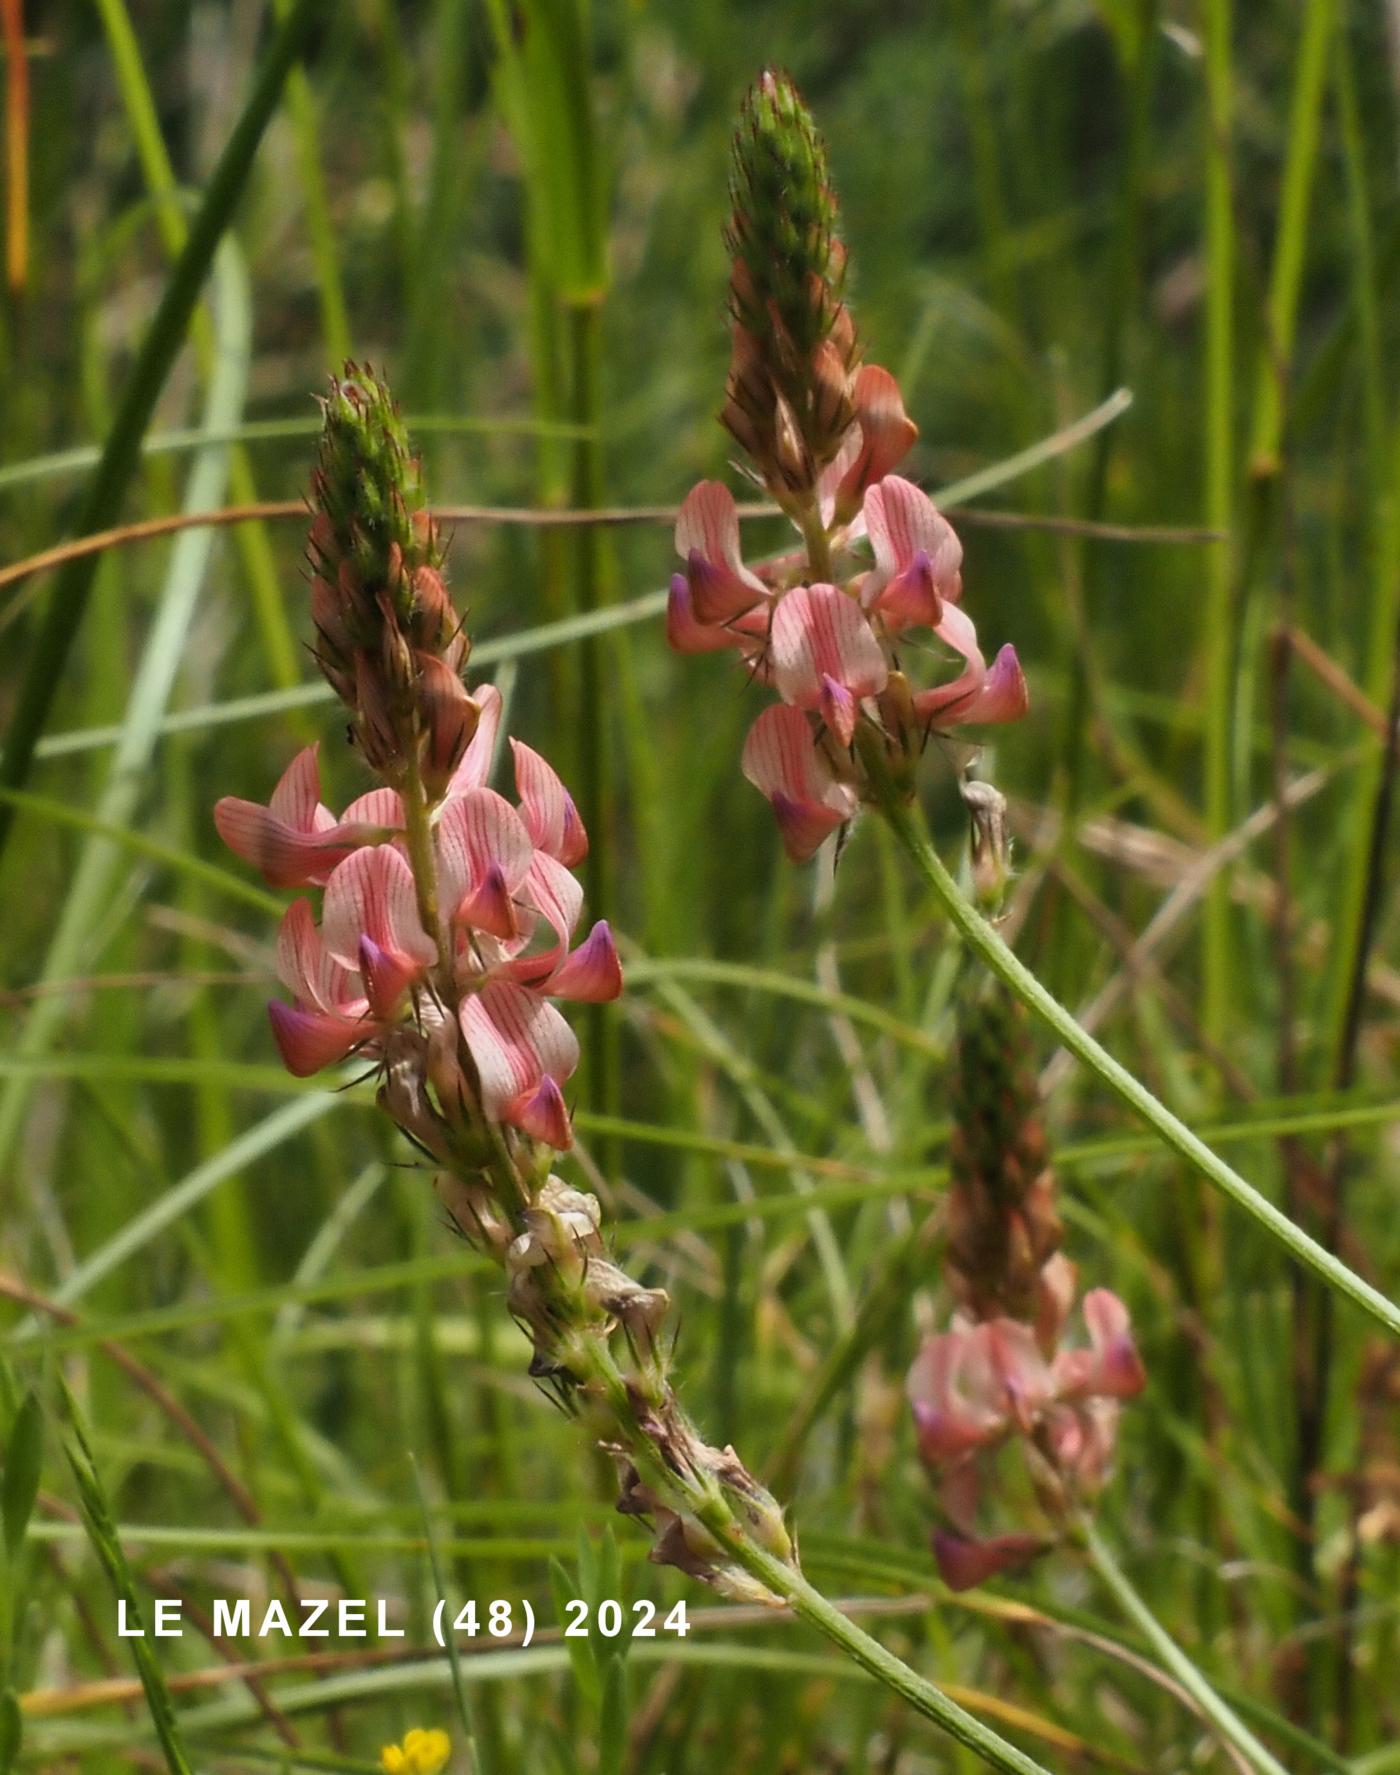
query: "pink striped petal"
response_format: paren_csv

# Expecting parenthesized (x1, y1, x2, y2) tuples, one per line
(863, 476, 962, 628)
(675, 481, 767, 623)
(358, 933, 418, 1020)
(446, 682, 503, 797)
(275, 899, 361, 1011)
(770, 584, 887, 731)
(511, 740, 588, 866)
(267, 746, 335, 833)
(214, 799, 367, 889)
(268, 1001, 367, 1077)
(322, 846, 437, 975)
(458, 863, 520, 942)
(509, 1074, 573, 1149)
(827, 365, 919, 519)
(741, 705, 858, 863)
(518, 850, 585, 948)
(914, 643, 1029, 729)
(546, 920, 622, 1003)
(459, 981, 580, 1140)
(435, 788, 535, 932)
(340, 787, 404, 828)
(666, 574, 759, 655)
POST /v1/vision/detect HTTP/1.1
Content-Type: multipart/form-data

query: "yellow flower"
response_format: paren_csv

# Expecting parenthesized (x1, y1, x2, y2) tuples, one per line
(379, 1726, 451, 1775)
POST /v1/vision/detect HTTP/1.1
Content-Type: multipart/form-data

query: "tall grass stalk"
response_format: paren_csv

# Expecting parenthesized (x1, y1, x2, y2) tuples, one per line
(0, 0, 320, 861)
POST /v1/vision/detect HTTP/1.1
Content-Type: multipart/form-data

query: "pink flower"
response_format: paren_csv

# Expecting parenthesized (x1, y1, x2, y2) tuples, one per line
(912, 600, 1029, 730)
(1052, 1290, 1147, 1402)
(436, 788, 536, 942)
(822, 364, 919, 523)
(446, 682, 504, 799)
(675, 481, 770, 624)
(269, 898, 372, 1076)
(769, 583, 888, 746)
(666, 575, 769, 659)
(906, 1319, 1056, 1467)
(266, 846, 440, 1076)
(511, 739, 588, 867)
(932, 1530, 1046, 1592)
(460, 980, 580, 1148)
(741, 704, 859, 862)
(907, 1287, 1146, 1586)
(220, 679, 618, 1153)
(861, 476, 963, 631)
(433, 767, 621, 1015)
(213, 746, 397, 889)
(321, 844, 437, 1016)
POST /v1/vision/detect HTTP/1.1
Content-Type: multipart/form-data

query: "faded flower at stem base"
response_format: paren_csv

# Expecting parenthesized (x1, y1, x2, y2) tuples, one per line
(215, 365, 795, 1605)
(670, 71, 1028, 862)
(906, 984, 1146, 1590)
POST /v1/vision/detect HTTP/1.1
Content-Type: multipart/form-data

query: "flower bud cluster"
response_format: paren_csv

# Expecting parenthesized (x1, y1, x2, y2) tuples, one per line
(309, 367, 477, 793)
(944, 985, 1063, 1325)
(672, 76, 1027, 863)
(906, 985, 1146, 1589)
(722, 70, 859, 498)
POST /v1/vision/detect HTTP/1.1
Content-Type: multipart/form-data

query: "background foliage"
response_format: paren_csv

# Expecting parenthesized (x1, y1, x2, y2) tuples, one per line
(1, 0, 1397, 1768)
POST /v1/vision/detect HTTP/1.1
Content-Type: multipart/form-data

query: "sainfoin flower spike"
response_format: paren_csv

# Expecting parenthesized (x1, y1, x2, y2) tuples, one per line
(215, 365, 796, 1607)
(669, 70, 1028, 860)
(906, 982, 1146, 1589)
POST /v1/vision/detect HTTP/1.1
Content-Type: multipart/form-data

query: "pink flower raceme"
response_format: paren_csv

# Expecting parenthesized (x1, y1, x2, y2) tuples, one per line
(677, 72, 1028, 860)
(906, 1283, 1146, 1590)
(667, 469, 1027, 861)
(218, 686, 619, 1150)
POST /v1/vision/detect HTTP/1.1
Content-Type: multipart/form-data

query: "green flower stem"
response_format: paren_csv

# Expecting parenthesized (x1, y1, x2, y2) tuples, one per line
(401, 763, 444, 959)
(712, 1535, 1050, 1774)
(859, 734, 1400, 1342)
(570, 1336, 1051, 1775)
(800, 496, 834, 583)
(0, 0, 321, 865)
(1082, 1523, 1289, 1775)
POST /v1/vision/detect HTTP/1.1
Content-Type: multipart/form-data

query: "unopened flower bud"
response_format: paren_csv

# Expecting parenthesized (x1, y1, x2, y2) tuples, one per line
(945, 981, 1060, 1324)
(416, 656, 481, 799)
(962, 779, 1010, 913)
(307, 364, 470, 788)
(723, 69, 859, 495)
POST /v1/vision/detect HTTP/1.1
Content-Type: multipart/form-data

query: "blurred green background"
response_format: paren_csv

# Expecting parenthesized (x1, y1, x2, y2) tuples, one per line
(0, 1, 1397, 1769)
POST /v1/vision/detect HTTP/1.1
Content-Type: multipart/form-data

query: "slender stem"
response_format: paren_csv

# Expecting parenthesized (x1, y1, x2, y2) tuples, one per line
(1082, 1523, 1289, 1775)
(800, 497, 833, 582)
(564, 298, 620, 1151)
(1245, 0, 1339, 478)
(400, 763, 443, 961)
(570, 1336, 1050, 1775)
(710, 1525, 1050, 1775)
(860, 737, 1400, 1341)
(1201, 0, 1235, 1049)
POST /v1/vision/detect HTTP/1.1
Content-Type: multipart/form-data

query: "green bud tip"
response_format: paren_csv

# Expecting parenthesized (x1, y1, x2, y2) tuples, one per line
(726, 68, 844, 360)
